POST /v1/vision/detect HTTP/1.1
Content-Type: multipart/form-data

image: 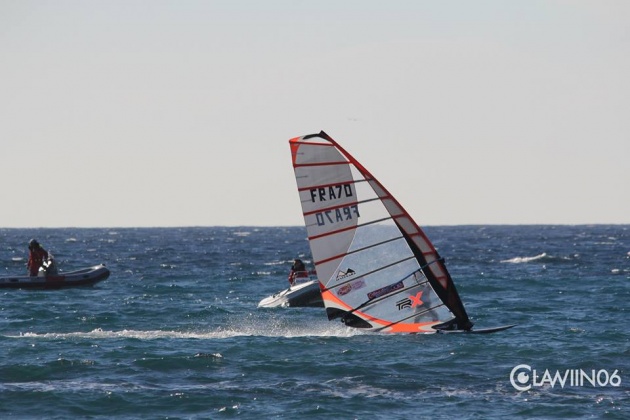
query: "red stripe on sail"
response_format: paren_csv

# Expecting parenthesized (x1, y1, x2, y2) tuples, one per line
(308, 224, 356, 241)
(293, 161, 347, 168)
(303, 201, 359, 216)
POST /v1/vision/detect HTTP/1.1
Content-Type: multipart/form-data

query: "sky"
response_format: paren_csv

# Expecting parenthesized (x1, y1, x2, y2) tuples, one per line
(1, 0, 628, 228)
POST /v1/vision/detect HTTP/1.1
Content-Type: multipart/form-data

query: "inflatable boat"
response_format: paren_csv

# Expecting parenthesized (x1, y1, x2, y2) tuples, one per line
(258, 278, 324, 308)
(0, 264, 110, 289)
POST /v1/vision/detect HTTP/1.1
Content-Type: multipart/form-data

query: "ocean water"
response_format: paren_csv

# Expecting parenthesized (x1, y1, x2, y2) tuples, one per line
(0, 225, 628, 419)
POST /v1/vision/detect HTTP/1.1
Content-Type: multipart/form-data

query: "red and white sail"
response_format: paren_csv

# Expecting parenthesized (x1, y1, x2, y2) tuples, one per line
(289, 131, 472, 333)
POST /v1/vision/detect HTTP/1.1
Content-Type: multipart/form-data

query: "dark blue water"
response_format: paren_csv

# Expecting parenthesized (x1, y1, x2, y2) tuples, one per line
(1, 226, 628, 418)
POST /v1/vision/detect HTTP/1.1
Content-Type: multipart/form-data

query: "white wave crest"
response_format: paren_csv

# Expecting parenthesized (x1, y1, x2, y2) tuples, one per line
(7, 323, 363, 340)
(500, 252, 547, 263)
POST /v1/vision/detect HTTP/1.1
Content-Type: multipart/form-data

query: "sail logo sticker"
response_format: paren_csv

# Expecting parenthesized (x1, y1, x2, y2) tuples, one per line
(336, 268, 356, 281)
(367, 280, 404, 300)
(315, 205, 360, 226)
(396, 291, 424, 310)
(310, 183, 353, 203)
(337, 279, 366, 296)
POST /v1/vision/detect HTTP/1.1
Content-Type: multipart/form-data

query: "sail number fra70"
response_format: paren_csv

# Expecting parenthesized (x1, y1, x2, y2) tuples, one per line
(316, 205, 360, 226)
(310, 183, 353, 202)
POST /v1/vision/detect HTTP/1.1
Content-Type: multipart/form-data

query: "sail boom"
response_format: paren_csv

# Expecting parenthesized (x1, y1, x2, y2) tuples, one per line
(372, 303, 448, 333)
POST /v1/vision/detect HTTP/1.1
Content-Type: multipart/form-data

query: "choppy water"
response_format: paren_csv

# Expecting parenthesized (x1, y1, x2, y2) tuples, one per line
(0, 225, 628, 418)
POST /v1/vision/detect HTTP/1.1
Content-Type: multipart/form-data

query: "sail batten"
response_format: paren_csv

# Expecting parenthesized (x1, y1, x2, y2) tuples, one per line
(325, 254, 419, 297)
(323, 255, 417, 293)
(289, 131, 473, 333)
(308, 216, 393, 241)
(298, 179, 368, 193)
(345, 282, 436, 317)
(294, 161, 350, 168)
(315, 235, 405, 266)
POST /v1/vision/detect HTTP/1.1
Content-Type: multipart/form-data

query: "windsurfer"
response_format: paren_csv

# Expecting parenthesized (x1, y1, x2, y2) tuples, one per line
(288, 259, 308, 286)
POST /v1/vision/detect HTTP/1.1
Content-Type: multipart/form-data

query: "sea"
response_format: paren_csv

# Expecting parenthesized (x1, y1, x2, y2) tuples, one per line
(0, 225, 628, 419)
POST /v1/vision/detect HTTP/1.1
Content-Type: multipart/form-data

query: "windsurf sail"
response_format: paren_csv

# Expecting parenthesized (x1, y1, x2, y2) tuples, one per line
(289, 131, 473, 333)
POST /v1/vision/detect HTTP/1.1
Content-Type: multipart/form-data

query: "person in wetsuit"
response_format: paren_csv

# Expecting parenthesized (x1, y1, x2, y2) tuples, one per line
(27, 239, 51, 276)
(288, 258, 308, 286)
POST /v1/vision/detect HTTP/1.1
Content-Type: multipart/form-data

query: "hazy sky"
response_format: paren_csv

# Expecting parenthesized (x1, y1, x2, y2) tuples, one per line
(1, 0, 628, 227)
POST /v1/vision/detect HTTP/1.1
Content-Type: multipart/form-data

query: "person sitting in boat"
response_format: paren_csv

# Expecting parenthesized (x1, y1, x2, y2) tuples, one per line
(288, 259, 308, 286)
(27, 239, 51, 276)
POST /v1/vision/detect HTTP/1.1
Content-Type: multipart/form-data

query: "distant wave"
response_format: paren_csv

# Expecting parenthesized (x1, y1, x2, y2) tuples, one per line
(500, 252, 547, 264)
